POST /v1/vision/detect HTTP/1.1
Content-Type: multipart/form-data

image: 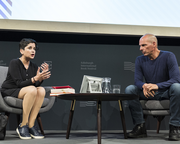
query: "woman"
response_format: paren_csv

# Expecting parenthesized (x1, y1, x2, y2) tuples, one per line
(1, 38, 51, 140)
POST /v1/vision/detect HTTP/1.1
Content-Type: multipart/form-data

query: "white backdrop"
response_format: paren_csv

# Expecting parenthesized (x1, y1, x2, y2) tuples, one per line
(0, 0, 180, 27)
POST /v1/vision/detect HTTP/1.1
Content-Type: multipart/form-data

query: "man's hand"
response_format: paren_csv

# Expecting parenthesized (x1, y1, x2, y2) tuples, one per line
(142, 83, 158, 98)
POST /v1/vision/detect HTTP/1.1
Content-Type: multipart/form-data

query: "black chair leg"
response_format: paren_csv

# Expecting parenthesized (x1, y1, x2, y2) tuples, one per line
(37, 114, 44, 135)
(143, 114, 148, 121)
(156, 116, 165, 133)
(5, 112, 10, 119)
(16, 115, 21, 126)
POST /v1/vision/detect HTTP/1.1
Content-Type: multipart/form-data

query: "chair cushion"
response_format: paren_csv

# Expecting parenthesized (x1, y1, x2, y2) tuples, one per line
(143, 110, 170, 116)
(4, 96, 49, 108)
(140, 100, 170, 110)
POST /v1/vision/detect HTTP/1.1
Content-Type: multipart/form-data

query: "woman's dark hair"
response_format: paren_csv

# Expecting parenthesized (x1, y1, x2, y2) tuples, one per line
(19, 38, 38, 50)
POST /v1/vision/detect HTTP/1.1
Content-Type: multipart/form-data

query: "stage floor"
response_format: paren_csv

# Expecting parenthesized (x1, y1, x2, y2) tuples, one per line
(1, 130, 180, 144)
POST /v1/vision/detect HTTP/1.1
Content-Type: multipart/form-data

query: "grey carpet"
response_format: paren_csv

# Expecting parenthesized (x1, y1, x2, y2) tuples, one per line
(1, 130, 180, 144)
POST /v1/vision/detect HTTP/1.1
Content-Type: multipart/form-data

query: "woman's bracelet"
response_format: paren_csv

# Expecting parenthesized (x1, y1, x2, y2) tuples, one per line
(33, 77, 36, 82)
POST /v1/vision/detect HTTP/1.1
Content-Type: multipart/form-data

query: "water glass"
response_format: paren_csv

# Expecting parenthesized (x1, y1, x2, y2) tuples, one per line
(113, 85, 121, 93)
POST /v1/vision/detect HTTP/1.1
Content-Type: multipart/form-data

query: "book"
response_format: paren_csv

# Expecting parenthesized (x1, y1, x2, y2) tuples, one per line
(50, 85, 75, 96)
(51, 88, 75, 93)
(50, 92, 74, 96)
(52, 85, 73, 89)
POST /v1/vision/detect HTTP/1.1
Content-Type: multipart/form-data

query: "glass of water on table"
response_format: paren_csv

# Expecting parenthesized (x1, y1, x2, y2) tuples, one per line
(113, 85, 121, 93)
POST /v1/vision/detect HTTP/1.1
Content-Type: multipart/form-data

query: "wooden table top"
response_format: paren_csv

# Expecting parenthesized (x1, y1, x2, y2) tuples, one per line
(58, 93, 138, 101)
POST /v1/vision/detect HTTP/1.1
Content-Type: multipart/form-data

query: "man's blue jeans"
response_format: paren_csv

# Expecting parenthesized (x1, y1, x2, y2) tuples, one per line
(125, 83, 180, 127)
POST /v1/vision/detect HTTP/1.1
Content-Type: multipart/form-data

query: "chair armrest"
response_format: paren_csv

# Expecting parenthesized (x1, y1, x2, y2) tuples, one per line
(0, 93, 7, 112)
(39, 86, 55, 113)
(0, 93, 22, 114)
(43, 86, 52, 98)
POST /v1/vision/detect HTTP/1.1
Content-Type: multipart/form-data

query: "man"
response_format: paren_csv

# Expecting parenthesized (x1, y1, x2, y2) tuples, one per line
(125, 33, 180, 141)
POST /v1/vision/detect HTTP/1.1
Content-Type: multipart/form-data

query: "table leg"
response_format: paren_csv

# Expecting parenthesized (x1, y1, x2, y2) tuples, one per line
(118, 100, 127, 139)
(66, 100, 76, 139)
(97, 100, 101, 144)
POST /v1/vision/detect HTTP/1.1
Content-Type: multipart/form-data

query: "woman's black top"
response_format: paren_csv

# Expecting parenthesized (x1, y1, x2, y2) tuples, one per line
(1, 58, 42, 97)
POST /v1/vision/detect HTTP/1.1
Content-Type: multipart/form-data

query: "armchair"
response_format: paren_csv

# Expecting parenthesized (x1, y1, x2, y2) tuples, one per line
(0, 66, 55, 135)
(140, 100, 170, 133)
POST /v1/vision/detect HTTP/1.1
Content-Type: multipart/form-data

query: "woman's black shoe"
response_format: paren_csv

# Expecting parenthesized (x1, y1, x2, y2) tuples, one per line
(16, 124, 31, 140)
(127, 123, 147, 138)
(29, 126, 44, 139)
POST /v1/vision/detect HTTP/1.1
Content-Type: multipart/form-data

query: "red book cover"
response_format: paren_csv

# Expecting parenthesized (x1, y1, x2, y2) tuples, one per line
(52, 85, 73, 89)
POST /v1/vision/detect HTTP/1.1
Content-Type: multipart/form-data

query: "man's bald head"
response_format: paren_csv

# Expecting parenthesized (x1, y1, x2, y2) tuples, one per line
(140, 33, 158, 47)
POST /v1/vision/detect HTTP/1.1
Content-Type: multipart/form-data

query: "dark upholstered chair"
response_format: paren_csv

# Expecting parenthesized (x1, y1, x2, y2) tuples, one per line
(140, 100, 170, 133)
(0, 66, 55, 135)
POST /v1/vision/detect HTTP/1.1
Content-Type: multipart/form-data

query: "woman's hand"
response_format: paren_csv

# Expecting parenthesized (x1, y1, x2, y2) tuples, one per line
(34, 66, 51, 82)
(40, 62, 49, 71)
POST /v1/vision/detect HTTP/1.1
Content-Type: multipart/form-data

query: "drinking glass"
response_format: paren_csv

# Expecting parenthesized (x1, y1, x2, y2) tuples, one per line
(113, 85, 121, 93)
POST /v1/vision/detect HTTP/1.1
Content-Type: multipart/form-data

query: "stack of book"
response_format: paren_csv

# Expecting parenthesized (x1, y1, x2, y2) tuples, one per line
(50, 85, 75, 96)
